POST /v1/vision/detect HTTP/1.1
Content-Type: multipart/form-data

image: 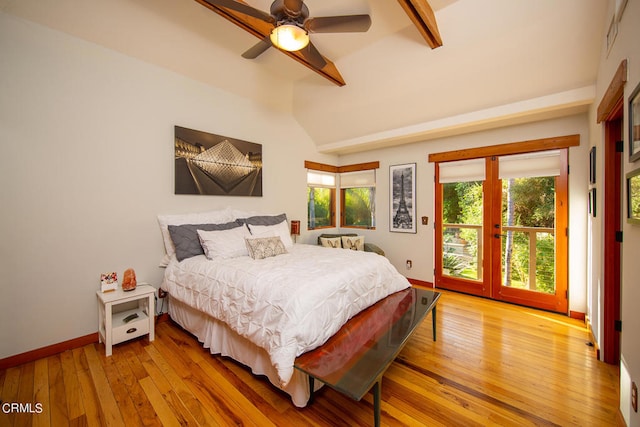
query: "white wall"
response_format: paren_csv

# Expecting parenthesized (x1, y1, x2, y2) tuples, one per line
(591, 1, 640, 425)
(0, 12, 336, 359)
(339, 115, 590, 314)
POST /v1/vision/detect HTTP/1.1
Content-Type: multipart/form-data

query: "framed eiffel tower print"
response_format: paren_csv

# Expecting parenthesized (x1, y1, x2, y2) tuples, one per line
(390, 163, 416, 233)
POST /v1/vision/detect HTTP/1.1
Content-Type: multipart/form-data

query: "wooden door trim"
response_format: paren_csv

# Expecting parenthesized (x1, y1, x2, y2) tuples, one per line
(428, 135, 579, 163)
(489, 155, 501, 299)
(555, 149, 569, 313)
(603, 105, 622, 364)
(597, 59, 627, 123)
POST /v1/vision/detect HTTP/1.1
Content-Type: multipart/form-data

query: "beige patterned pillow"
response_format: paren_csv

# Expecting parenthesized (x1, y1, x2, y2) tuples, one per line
(319, 237, 342, 248)
(245, 236, 288, 260)
(341, 235, 365, 251)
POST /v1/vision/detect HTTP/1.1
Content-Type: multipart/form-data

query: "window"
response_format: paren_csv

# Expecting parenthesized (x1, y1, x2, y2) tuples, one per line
(307, 170, 336, 229)
(340, 170, 376, 229)
(305, 160, 379, 231)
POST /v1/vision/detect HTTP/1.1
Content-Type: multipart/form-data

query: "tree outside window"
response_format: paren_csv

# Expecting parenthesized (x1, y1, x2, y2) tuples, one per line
(306, 163, 378, 231)
(308, 186, 335, 229)
(342, 187, 376, 228)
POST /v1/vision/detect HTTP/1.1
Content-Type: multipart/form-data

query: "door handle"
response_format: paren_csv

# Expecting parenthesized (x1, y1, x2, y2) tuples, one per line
(494, 233, 507, 238)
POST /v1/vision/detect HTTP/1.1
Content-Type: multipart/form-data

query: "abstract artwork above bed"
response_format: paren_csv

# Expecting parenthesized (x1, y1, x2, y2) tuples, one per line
(174, 126, 262, 196)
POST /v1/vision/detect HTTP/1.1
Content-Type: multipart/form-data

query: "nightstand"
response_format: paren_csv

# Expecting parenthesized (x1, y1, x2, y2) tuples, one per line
(96, 284, 155, 356)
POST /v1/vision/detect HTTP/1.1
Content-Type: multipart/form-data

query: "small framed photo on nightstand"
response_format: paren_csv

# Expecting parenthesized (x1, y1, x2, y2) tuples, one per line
(100, 272, 118, 292)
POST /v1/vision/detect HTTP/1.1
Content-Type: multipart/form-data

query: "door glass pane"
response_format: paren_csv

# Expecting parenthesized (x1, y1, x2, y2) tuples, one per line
(442, 181, 483, 281)
(501, 176, 556, 293)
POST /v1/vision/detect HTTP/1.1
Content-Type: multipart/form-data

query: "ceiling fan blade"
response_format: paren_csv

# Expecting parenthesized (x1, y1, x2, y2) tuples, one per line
(305, 15, 372, 33)
(241, 37, 272, 59)
(298, 42, 327, 70)
(200, 0, 275, 23)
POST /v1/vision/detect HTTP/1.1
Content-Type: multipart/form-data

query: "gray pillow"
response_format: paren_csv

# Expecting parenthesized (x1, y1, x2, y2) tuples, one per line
(168, 222, 243, 261)
(237, 213, 287, 226)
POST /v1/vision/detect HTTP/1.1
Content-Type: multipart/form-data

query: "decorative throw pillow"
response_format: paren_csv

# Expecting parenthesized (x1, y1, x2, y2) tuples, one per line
(247, 220, 294, 248)
(168, 221, 242, 261)
(197, 225, 252, 259)
(319, 237, 342, 249)
(245, 236, 287, 260)
(342, 235, 365, 251)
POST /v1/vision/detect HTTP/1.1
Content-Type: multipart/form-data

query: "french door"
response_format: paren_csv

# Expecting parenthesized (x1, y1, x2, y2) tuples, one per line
(434, 148, 569, 313)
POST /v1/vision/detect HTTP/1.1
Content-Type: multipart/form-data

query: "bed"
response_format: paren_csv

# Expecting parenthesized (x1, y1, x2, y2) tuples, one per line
(158, 209, 411, 406)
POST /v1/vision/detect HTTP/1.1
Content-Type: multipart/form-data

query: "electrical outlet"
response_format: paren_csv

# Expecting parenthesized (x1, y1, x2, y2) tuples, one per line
(406, 260, 412, 269)
(158, 289, 168, 299)
(633, 381, 638, 412)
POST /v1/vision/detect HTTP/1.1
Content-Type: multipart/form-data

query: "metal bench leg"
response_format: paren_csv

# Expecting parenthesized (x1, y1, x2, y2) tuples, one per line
(432, 305, 437, 341)
(373, 379, 381, 427)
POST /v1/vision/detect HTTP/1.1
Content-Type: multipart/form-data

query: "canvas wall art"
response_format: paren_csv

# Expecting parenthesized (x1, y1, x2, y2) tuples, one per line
(390, 163, 416, 233)
(174, 126, 262, 196)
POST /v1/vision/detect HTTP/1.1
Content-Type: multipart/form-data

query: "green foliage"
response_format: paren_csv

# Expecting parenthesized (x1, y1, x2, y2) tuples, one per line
(308, 187, 332, 228)
(443, 176, 556, 293)
(535, 233, 555, 293)
(502, 177, 555, 227)
(630, 176, 640, 218)
(443, 182, 483, 279)
(443, 251, 465, 276)
(501, 177, 555, 292)
(443, 182, 483, 224)
(344, 187, 375, 227)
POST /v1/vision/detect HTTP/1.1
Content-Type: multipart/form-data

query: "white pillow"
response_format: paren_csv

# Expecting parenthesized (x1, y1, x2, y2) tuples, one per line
(341, 235, 365, 251)
(247, 220, 294, 248)
(197, 225, 252, 259)
(157, 208, 234, 265)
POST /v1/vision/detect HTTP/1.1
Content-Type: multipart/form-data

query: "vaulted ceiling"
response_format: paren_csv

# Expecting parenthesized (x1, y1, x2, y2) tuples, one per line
(1, 0, 608, 154)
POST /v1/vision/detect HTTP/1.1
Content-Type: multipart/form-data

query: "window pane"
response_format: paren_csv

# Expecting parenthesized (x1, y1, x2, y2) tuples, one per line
(442, 181, 483, 281)
(344, 187, 375, 228)
(308, 187, 333, 229)
(501, 176, 556, 294)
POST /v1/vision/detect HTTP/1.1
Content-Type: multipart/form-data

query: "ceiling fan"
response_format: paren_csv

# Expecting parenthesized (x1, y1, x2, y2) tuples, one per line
(196, 0, 372, 86)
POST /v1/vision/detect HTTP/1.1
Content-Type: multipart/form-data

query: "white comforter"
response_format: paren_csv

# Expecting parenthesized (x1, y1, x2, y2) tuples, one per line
(162, 244, 410, 386)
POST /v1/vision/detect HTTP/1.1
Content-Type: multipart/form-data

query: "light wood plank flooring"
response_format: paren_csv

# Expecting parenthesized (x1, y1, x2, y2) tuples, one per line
(0, 290, 622, 426)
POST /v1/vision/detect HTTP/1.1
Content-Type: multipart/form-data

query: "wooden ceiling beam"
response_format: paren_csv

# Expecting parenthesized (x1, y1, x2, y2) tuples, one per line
(397, 0, 443, 49)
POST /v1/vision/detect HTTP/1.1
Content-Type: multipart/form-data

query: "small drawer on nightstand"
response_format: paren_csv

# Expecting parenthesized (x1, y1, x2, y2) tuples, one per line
(112, 308, 150, 345)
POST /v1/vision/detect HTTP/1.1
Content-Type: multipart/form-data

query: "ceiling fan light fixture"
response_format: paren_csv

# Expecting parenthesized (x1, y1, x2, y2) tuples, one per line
(270, 23, 309, 51)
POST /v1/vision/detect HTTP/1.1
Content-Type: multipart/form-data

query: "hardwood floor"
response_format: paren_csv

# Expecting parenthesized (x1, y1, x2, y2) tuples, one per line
(0, 290, 622, 426)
